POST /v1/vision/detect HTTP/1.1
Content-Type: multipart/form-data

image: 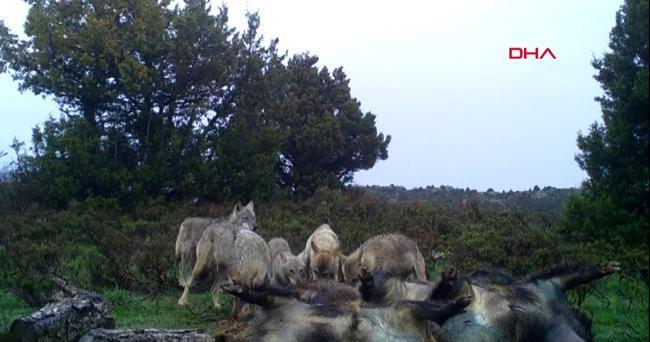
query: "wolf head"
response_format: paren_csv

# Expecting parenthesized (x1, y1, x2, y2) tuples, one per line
(310, 240, 341, 281)
(229, 201, 257, 231)
(341, 249, 363, 283)
(276, 252, 306, 287)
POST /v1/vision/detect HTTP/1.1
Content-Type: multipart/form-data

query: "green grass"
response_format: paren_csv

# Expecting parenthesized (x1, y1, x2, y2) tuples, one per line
(103, 288, 231, 329)
(1, 287, 230, 333)
(578, 276, 649, 341)
(0, 291, 33, 332)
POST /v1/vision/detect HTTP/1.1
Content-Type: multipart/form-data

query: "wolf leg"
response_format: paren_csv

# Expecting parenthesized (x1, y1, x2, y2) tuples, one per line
(209, 266, 228, 309)
(178, 239, 212, 306)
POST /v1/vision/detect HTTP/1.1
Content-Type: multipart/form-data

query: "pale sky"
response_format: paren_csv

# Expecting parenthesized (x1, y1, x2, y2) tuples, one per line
(0, 0, 623, 191)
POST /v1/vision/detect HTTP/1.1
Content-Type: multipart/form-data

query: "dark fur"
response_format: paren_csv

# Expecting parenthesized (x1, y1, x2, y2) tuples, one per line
(222, 282, 469, 341)
(299, 279, 361, 306)
(525, 263, 614, 291)
(359, 263, 617, 342)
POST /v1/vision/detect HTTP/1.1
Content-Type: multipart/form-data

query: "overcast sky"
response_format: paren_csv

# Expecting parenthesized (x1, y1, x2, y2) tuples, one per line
(0, 0, 623, 191)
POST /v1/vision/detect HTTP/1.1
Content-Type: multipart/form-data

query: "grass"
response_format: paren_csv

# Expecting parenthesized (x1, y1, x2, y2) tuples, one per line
(577, 276, 649, 341)
(102, 288, 229, 330)
(1, 277, 648, 341)
(0, 291, 32, 332)
(0, 287, 230, 333)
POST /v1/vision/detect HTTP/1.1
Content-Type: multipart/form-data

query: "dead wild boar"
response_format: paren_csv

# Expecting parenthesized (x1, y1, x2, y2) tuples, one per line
(342, 234, 428, 283)
(297, 224, 342, 281)
(357, 261, 621, 342)
(294, 279, 362, 307)
(221, 282, 470, 342)
(268, 237, 305, 288)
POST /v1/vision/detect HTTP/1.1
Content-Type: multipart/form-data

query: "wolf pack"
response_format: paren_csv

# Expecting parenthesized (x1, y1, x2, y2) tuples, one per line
(175, 202, 620, 341)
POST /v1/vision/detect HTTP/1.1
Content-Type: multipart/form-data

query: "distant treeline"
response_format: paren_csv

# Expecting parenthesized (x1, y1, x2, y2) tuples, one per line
(360, 185, 576, 216)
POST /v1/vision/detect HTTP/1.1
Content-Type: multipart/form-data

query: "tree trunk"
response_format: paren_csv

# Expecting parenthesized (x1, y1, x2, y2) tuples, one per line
(9, 291, 115, 342)
(79, 329, 214, 342)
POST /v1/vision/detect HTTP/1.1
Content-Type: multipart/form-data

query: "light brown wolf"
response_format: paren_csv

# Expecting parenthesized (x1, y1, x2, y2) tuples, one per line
(177, 220, 269, 317)
(268, 238, 305, 288)
(297, 224, 342, 281)
(174, 201, 256, 288)
(341, 233, 427, 283)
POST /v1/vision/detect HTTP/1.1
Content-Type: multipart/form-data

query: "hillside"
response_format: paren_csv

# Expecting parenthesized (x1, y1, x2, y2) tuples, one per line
(359, 185, 576, 216)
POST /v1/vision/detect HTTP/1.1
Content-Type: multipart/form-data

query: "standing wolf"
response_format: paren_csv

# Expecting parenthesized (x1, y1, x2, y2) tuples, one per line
(175, 201, 256, 289)
(297, 224, 342, 281)
(341, 234, 428, 283)
(177, 220, 270, 318)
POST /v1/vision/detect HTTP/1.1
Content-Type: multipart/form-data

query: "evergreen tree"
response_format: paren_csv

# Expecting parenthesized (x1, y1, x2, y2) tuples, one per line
(274, 54, 390, 196)
(0, 0, 236, 204)
(0, 2, 391, 204)
(207, 12, 284, 201)
(562, 0, 648, 248)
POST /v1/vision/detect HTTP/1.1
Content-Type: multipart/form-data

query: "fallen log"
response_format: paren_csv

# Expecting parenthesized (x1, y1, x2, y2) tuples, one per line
(80, 328, 215, 341)
(9, 287, 115, 342)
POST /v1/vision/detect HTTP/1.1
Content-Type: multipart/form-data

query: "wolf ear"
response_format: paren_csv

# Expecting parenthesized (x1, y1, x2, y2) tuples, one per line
(230, 203, 241, 221)
(311, 240, 320, 253)
(338, 253, 347, 264)
(246, 201, 254, 211)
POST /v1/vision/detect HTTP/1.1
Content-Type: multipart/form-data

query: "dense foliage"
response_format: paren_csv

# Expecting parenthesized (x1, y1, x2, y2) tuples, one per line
(560, 0, 648, 282)
(0, 0, 390, 206)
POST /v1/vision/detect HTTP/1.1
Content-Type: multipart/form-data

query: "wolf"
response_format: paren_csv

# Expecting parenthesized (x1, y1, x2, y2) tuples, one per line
(176, 220, 270, 318)
(357, 261, 621, 342)
(221, 282, 470, 342)
(297, 224, 342, 281)
(175, 201, 257, 289)
(268, 238, 305, 288)
(341, 234, 428, 283)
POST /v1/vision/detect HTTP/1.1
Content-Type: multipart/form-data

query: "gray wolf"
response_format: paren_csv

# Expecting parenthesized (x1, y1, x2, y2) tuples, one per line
(341, 233, 428, 283)
(268, 237, 305, 288)
(177, 217, 269, 318)
(175, 201, 257, 288)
